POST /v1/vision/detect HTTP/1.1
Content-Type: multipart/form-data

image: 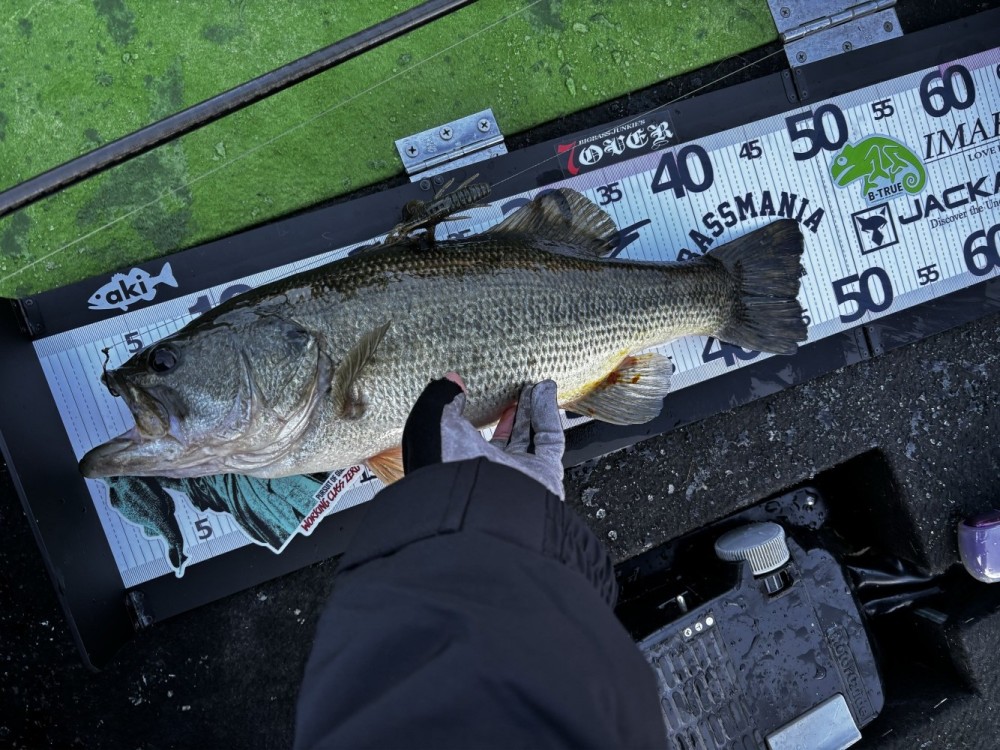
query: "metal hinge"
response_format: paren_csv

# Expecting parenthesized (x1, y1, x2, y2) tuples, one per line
(768, 0, 902, 68)
(9, 297, 45, 338)
(395, 108, 507, 181)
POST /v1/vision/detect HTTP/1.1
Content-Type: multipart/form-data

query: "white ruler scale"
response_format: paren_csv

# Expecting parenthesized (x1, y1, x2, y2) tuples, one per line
(28, 45, 1000, 586)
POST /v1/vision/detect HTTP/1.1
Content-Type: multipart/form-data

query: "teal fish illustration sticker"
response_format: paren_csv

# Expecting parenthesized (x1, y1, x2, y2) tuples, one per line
(830, 135, 927, 204)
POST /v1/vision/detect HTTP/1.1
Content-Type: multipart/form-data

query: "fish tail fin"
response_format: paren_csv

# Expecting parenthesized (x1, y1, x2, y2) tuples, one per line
(157, 262, 178, 288)
(708, 219, 807, 355)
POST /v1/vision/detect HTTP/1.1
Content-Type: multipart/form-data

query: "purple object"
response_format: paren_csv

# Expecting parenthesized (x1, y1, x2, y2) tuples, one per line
(958, 510, 1000, 582)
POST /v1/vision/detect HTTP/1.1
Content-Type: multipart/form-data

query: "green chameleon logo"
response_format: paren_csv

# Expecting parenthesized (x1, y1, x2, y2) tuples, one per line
(829, 136, 926, 202)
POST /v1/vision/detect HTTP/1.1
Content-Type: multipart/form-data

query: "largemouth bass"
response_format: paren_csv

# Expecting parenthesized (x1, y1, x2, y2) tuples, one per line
(80, 188, 807, 482)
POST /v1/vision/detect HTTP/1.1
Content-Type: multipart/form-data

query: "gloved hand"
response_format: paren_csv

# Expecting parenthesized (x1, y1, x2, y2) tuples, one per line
(402, 374, 566, 499)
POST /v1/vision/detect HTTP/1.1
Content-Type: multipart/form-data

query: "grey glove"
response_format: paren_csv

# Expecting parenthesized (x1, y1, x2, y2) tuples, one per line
(402, 377, 566, 500)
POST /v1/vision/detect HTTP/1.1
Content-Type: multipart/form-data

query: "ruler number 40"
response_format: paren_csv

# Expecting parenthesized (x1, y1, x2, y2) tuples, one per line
(650, 145, 714, 198)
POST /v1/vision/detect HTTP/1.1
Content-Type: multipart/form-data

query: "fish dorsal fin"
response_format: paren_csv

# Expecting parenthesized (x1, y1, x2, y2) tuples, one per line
(564, 352, 673, 425)
(367, 446, 404, 484)
(332, 321, 392, 419)
(488, 188, 618, 258)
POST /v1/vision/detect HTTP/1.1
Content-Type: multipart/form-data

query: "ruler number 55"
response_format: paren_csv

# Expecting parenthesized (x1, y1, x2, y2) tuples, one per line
(871, 98, 895, 120)
(786, 104, 848, 161)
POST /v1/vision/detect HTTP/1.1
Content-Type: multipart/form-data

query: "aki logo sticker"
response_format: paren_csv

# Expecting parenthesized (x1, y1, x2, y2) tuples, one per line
(88, 262, 178, 312)
(829, 135, 927, 205)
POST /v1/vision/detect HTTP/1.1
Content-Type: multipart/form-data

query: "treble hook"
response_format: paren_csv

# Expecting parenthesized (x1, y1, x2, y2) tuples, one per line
(100, 347, 120, 397)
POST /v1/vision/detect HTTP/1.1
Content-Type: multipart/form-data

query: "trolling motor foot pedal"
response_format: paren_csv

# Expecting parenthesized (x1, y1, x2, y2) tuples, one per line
(617, 499, 883, 749)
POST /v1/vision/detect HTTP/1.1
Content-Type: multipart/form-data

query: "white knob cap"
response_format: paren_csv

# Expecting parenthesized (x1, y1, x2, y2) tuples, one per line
(714, 522, 790, 575)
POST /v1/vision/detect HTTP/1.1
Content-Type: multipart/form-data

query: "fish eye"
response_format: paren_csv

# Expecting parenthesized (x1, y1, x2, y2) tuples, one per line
(147, 344, 179, 373)
(836, 156, 847, 165)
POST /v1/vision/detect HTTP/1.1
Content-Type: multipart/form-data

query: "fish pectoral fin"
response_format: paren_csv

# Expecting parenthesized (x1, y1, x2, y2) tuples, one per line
(366, 446, 404, 484)
(332, 321, 392, 419)
(565, 353, 673, 425)
(487, 188, 618, 258)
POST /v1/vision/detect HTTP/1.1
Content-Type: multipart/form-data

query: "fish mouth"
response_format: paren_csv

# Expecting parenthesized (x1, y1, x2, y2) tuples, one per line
(80, 373, 188, 478)
(80, 425, 157, 478)
(79, 429, 198, 479)
(105, 370, 178, 439)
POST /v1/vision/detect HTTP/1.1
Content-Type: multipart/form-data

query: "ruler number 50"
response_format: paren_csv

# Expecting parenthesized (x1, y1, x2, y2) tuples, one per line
(832, 267, 894, 323)
(786, 104, 848, 161)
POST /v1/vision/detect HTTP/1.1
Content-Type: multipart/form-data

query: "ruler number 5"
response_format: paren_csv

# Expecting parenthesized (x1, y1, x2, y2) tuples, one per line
(124, 331, 143, 353)
(194, 518, 213, 540)
(786, 104, 848, 161)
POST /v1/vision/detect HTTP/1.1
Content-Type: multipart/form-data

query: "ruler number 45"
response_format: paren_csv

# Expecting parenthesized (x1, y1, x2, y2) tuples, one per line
(738, 140, 762, 160)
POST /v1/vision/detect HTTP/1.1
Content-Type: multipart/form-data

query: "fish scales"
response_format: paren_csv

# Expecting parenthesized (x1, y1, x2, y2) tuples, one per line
(247, 241, 733, 473)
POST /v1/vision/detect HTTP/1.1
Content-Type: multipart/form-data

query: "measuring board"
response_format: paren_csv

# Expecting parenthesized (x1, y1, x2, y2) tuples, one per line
(1, 10, 999, 668)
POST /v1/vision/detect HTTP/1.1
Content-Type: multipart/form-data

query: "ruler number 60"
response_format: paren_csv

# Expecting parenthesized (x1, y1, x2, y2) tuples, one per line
(832, 267, 894, 323)
(920, 64, 976, 117)
(786, 104, 848, 161)
(963, 224, 1000, 277)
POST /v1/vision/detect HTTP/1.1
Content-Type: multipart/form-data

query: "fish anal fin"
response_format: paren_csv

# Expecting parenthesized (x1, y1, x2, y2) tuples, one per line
(565, 352, 673, 426)
(487, 188, 618, 258)
(333, 322, 391, 419)
(366, 446, 404, 485)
